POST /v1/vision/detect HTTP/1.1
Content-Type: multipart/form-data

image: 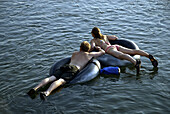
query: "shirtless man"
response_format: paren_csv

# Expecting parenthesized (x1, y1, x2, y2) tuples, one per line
(27, 41, 105, 100)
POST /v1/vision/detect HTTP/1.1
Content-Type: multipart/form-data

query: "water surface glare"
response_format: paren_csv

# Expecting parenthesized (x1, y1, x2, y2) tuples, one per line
(0, 0, 170, 113)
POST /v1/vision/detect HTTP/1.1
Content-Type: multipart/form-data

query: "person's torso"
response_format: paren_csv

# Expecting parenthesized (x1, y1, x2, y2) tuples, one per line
(94, 35, 111, 50)
(69, 51, 92, 70)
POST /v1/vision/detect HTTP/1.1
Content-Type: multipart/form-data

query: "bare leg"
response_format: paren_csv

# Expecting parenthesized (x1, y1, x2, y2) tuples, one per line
(118, 46, 158, 67)
(118, 46, 149, 57)
(106, 47, 141, 74)
(43, 78, 66, 96)
(107, 49, 136, 65)
(33, 76, 56, 91)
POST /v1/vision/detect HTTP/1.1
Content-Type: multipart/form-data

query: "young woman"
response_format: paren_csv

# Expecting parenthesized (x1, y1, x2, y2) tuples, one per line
(90, 27, 158, 74)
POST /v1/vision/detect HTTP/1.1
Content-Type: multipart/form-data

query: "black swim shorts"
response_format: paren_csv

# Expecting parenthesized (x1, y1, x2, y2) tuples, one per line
(54, 64, 79, 83)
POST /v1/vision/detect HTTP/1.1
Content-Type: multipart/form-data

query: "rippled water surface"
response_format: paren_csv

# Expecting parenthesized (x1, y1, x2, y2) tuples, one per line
(0, 0, 170, 113)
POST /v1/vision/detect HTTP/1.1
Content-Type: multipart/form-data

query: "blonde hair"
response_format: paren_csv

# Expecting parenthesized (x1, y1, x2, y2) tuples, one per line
(80, 41, 91, 52)
(91, 27, 103, 39)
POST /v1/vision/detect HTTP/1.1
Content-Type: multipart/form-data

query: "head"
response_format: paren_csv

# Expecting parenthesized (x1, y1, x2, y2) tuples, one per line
(91, 27, 102, 39)
(80, 41, 91, 52)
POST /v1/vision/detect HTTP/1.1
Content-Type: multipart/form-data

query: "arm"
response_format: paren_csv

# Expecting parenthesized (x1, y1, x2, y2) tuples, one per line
(107, 35, 118, 41)
(89, 46, 105, 58)
(90, 39, 96, 51)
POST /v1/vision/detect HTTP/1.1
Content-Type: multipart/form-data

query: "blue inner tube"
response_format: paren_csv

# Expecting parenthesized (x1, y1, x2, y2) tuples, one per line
(97, 39, 140, 66)
(49, 57, 101, 84)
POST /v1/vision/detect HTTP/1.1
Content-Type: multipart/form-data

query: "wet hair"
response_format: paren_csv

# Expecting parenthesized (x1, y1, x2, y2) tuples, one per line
(80, 41, 91, 52)
(91, 27, 102, 39)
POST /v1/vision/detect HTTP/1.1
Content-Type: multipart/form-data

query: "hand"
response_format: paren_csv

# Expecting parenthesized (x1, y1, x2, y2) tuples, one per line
(112, 35, 118, 39)
(95, 46, 105, 54)
(107, 35, 118, 41)
(95, 46, 102, 50)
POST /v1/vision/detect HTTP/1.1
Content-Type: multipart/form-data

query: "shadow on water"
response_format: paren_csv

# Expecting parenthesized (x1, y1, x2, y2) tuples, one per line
(145, 67, 159, 79)
(1, 0, 169, 113)
(100, 73, 120, 82)
(119, 65, 159, 81)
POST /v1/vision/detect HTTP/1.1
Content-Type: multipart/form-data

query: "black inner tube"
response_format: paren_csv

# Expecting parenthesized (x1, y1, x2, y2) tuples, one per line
(109, 39, 139, 51)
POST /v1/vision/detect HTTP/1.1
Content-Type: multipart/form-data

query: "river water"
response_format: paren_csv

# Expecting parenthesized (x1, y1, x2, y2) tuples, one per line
(0, 0, 169, 113)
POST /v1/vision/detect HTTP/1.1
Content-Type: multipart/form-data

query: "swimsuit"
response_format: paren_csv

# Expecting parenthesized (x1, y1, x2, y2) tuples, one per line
(54, 64, 79, 83)
(105, 45, 120, 52)
(99, 39, 119, 52)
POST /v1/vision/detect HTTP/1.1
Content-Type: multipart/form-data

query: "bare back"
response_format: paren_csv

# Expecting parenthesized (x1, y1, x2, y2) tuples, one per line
(70, 50, 105, 70)
(69, 51, 92, 70)
(92, 35, 110, 50)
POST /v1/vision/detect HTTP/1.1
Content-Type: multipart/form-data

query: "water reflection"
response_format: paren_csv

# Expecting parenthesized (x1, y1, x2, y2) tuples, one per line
(0, 0, 169, 113)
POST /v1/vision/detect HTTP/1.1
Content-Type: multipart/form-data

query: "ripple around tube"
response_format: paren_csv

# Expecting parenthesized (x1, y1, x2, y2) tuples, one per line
(0, 0, 169, 113)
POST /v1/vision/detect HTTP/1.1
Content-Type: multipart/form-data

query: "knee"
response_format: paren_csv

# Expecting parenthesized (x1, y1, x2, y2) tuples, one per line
(42, 78, 50, 83)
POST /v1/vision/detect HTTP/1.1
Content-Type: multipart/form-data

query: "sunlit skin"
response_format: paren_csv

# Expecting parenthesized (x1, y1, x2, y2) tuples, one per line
(29, 41, 105, 97)
(90, 27, 158, 75)
(90, 27, 153, 65)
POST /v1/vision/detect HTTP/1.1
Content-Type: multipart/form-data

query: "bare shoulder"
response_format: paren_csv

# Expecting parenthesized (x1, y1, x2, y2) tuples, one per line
(91, 38, 98, 45)
(91, 38, 95, 42)
(103, 35, 108, 40)
(73, 51, 78, 54)
(72, 51, 79, 56)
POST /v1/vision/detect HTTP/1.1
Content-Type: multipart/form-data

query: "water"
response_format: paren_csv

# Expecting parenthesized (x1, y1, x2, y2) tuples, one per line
(0, 0, 170, 113)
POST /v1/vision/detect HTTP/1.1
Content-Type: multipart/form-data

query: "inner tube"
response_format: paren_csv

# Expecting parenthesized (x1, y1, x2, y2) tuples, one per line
(49, 57, 101, 84)
(97, 39, 140, 66)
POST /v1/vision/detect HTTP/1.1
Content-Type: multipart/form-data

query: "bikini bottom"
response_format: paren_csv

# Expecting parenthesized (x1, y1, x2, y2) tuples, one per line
(105, 45, 120, 52)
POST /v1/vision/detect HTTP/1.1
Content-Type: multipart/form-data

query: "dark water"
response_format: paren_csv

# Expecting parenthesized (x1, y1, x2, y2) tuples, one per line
(0, 0, 170, 113)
